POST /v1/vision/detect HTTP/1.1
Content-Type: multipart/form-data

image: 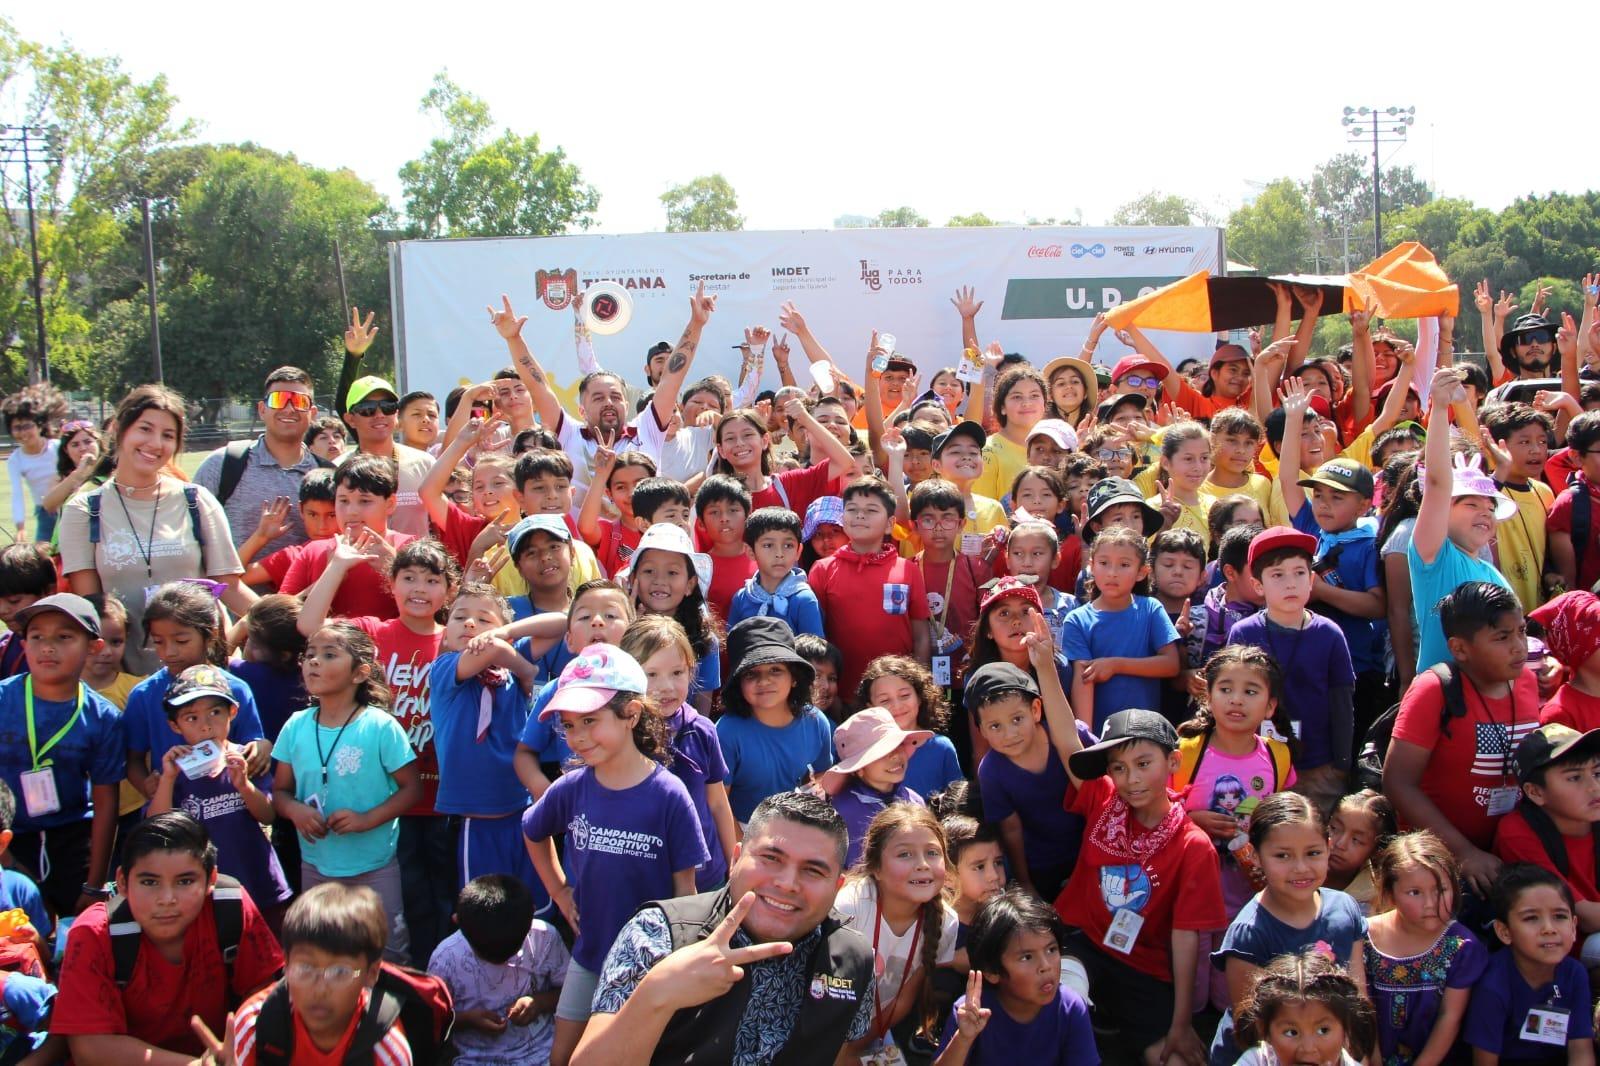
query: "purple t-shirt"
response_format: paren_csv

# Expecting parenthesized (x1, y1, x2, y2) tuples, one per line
(1226, 612, 1354, 769)
(976, 721, 1095, 876)
(937, 984, 1099, 1065)
(1464, 947, 1593, 1060)
(832, 781, 925, 868)
(521, 764, 708, 970)
(663, 704, 732, 891)
(228, 660, 307, 744)
(171, 758, 291, 907)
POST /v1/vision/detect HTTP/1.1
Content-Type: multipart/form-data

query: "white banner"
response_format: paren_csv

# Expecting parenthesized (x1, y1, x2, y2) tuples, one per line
(390, 226, 1224, 405)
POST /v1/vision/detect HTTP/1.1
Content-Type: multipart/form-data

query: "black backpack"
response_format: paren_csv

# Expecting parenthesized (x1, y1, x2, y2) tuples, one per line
(1515, 801, 1600, 884)
(106, 874, 243, 988)
(215, 439, 335, 508)
(252, 961, 454, 1066)
(1355, 664, 1467, 793)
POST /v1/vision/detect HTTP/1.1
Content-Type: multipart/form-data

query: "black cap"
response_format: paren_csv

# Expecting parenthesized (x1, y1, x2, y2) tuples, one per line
(14, 593, 101, 639)
(726, 616, 814, 684)
(1084, 477, 1163, 535)
(963, 662, 1039, 709)
(165, 664, 238, 708)
(1067, 709, 1178, 780)
(1514, 723, 1600, 784)
(932, 419, 985, 459)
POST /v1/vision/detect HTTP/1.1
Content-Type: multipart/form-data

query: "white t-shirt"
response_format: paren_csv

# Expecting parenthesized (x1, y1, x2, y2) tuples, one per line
(338, 444, 435, 538)
(833, 877, 958, 1010)
(634, 406, 717, 485)
(8, 440, 58, 527)
(554, 410, 645, 513)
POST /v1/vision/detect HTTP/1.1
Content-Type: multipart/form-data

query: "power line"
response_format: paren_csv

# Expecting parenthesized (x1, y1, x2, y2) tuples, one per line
(1340, 106, 1414, 258)
(0, 125, 63, 384)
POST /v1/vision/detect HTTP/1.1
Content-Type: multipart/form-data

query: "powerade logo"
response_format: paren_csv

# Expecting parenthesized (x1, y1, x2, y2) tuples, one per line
(1071, 243, 1106, 259)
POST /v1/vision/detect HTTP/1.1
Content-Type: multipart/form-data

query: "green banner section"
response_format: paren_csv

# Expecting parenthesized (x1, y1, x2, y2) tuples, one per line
(1000, 276, 1184, 320)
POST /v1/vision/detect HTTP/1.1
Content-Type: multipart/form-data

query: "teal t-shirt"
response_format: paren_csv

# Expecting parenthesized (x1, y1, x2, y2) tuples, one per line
(1408, 537, 1512, 672)
(275, 705, 415, 876)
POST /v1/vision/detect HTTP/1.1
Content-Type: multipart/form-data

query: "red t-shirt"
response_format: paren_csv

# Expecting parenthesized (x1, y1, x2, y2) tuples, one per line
(595, 517, 642, 578)
(1541, 684, 1600, 732)
(1390, 666, 1541, 851)
(280, 532, 417, 620)
(1546, 447, 1579, 493)
(914, 554, 985, 668)
(1054, 776, 1226, 981)
(1494, 806, 1600, 908)
(707, 551, 758, 627)
(352, 616, 444, 816)
(435, 499, 489, 567)
(810, 549, 930, 697)
(1547, 475, 1600, 592)
(749, 459, 842, 518)
(52, 891, 285, 1054)
(234, 984, 412, 1065)
(257, 542, 306, 590)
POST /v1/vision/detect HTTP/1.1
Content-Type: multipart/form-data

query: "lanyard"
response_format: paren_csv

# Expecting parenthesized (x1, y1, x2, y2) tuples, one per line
(25, 677, 86, 769)
(1468, 675, 1521, 782)
(870, 894, 923, 1040)
(111, 482, 163, 580)
(918, 555, 960, 641)
(313, 707, 360, 791)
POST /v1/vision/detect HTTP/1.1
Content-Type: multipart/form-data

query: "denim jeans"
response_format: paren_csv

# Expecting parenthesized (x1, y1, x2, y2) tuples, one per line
(397, 814, 457, 966)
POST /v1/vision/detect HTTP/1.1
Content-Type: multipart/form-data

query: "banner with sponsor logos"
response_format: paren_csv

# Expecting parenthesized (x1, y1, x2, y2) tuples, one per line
(389, 226, 1223, 405)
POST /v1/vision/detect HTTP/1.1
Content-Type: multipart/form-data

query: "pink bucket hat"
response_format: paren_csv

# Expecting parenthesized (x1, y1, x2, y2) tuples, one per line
(825, 707, 932, 779)
(540, 643, 648, 719)
(1418, 453, 1517, 520)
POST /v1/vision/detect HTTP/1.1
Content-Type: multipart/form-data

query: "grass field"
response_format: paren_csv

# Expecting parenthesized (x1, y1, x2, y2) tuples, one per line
(0, 449, 210, 544)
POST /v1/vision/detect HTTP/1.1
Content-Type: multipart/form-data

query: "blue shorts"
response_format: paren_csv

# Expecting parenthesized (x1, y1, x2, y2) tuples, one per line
(457, 813, 550, 914)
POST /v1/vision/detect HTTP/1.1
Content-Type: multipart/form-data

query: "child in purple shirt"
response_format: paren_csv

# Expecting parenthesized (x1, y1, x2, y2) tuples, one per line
(823, 707, 932, 868)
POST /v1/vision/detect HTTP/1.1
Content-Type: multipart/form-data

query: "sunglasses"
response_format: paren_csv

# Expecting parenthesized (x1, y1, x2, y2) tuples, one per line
(263, 390, 313, 412)
(1116, 374, 1162, 390)
(1517, 330, 1554, 346)
(349, 398, 400, 417)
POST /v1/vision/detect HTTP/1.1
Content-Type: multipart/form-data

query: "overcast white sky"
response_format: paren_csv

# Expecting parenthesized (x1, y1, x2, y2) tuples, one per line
(14, 1, 1596, 235)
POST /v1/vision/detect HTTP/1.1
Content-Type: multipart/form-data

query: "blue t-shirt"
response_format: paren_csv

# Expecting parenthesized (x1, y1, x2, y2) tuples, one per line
(0, 677, 124, 833)
(0, 870, 49, 940)
(226, 660, 307, 744)
(692, 636, 721, 699)
(520, 764, 707, 971)
(715, 706, 836, 824)
(514, 635, 574, 691)
(662, 705, 732, 891)
(519, 678, 574, 768)
(171, 759, 290, 907)
(428, 651, 531, 817)
(1227, 612, 1354, 769)
(0, 970, 55, 1065)
(274, 705, 416, 877)
(123, 666, 265, 762)
(726, 577, 826, 639)
(905, 736, 964, 800)
(1409, 536, 1513, 672)
(975, 720, 1095, 876)
(1058, 597, 1181, 730)
(1464, 948, 1593, 1062)
(938, 984, 1099, 1066)
(1291, 509, 1384, 675)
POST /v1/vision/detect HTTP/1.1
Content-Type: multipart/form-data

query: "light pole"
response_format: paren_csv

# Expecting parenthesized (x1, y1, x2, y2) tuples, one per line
(0, 125, 63, 384)
(1340, 106, 1414, 258)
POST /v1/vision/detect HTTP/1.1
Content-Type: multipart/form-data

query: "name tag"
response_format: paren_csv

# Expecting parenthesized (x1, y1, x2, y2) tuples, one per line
(960, 533, 984, 556)
(19, 768, 60, 818)
(1487, 787, 1520, 817)
(1523, 1006, 1570, 1046)
(931, 656, 952, 687)
(1103, 907, 1144, 955)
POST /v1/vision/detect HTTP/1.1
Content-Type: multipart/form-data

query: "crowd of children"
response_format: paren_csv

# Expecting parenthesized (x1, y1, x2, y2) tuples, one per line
(3, 275, 1600, 1064)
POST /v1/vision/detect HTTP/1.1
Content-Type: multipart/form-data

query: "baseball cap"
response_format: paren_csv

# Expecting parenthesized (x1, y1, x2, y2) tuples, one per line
(1084, 477, 1163, 535)
(978, 576, 1043, 618)
(825, 707, 932, 779)
(1247, 526, 1318, 572)
(963, 662, 1040, 709)
(1110, 355, 1168, 384)
(1210, 344, 1250, 365)
(1514, 723, 1600, 784)
(1068, 709, 1178, 781)
(932, 419, 986, 459)
(507, 513, 571, 559)
(884, 356, 917, 374)
(347, 375, 398, 409)
(1296, 458, 1375, 498)
(540, 643, 648, 719)
(14, 593, 101, 639)
(165, 664, 238, 708)
(1027, 419, 1079, 453)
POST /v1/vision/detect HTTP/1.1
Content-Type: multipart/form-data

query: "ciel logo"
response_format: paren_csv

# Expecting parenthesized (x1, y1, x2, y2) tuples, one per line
(1070, 243, 1106, 259)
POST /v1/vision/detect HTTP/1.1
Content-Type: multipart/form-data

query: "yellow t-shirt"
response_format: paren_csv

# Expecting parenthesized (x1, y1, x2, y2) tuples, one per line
(1202, 472, 1289, 529)
(1147, 492, 1219, 552)
(1496, 480, 1554, 613)
(92, 671, 150, 817)
(972, 433, 1029, 502)
(898, 493, 1008, 558)
(493, 538, 603, 600)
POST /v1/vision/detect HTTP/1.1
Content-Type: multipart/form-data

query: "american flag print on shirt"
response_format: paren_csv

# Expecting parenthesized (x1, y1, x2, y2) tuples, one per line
(1473, 720, 1538, 776)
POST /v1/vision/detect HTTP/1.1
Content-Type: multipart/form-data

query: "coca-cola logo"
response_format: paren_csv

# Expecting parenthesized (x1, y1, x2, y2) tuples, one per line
(1027, 244, 1063, 258)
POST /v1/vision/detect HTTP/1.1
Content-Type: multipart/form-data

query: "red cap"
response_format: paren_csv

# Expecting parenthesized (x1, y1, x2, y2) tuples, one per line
(978, 576, 1043, 617)
(1247, 526, 1318, 571)
(1307, 394, 1333, 419)
(1110, 355, 1168, 384)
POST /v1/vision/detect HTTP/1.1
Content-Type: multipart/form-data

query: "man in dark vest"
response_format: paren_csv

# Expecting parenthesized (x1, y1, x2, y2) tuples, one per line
(576, 792, 875, 1065)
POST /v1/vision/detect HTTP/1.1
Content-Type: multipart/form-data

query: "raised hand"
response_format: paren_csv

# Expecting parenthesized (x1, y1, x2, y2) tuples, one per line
(689, 280, 718, 327)
(772, 333, 792, 365)
(981, 341, 1005, 369)
(1558, 312, 1579, 361)
(950, 285, 984, 319)
(344, 306, 379, 357)
(1584, 273, 1600, 312)
(1533, 390, 1580, 416)
(1349, 309, 1370, 335)
(1292, 285, 1324, 315)
(881, 428, 907, 463)
(1153, 401, 1178, 427)
(1493, 290, 1518, 328)
(1531, 284, 1553, 316)
(332, 529, 381, 569)
(254, 497, 292, 542)
(744, 325, 771, 350)
(643, 892, 793, 1011)
(594, 443, 618, 478)
(1019, 608, 1055, 671)
(1174, 599, 1194, 639)
(1474, 279, 1493, 313)
(1267, 281, 1292, 311)
(951, 970, 992, 1041)
(1087, 311, 1110, 344)
(783, 396, 808, 425)
(777, 301, 808, 336)
(191, 1011, 238, 1066)
(1429, 365, 1467, 406)
(487, 295, 528, 340)
(1279, 375, 1311, 419)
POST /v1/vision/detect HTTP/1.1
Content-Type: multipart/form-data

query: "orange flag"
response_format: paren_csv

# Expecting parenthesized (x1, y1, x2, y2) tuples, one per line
(1104, 271, 1214, 331)
(1345, 242, 1458, 319)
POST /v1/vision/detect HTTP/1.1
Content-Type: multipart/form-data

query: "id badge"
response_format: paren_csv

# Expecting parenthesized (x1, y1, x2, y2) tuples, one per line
(1522, 1006, 1570, 1046)
(960, 533, 984, 556)
(19, 768, 60, 818)
(1487, 787, 1520, 817)
(931, 656, 952, 687)
(1103, 907, 1144, 955)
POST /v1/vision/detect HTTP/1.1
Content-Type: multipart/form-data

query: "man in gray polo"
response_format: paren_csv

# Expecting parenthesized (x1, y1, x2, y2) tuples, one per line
(193, 366, 325, 557)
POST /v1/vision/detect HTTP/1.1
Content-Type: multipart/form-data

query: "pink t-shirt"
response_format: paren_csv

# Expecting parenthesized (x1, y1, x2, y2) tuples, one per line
(1180, 737, 1298, 832)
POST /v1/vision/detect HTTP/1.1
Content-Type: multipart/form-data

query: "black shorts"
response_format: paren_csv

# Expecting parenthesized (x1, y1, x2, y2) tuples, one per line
(1062, 928, 1178, 1054)
(10, 818, 93, 919)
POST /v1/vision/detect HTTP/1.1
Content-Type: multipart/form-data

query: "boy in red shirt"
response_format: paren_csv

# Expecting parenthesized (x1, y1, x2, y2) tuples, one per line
(1531, 589, 1600, 732)
(809, 477, 931, 694)
(280, 455, 416, 619)
(241, 469, 340, 590)
(696, 475, 757, 627)
(576, 449, 656, 577)
(53, 812, 284, 1062)
(1033, 617, 1225, 1066)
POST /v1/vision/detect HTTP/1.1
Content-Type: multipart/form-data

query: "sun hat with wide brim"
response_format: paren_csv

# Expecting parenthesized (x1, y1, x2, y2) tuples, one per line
(1042, 356, 1100, 411)
(824, 706, 933, 778)
(622, 522, 712, 595)
(725, 616, 815, 684)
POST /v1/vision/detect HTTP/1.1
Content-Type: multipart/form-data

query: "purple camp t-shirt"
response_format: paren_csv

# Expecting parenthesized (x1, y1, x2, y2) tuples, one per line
(521, 764, 708, 970)
(663, 704, 732, 891)
(938, 984, 1099, 1065)
(832, 781, 925, 868)
(976, 721, 1096, 875)
(172, 757, 291, 908)
(1227, 612, 1354, 769)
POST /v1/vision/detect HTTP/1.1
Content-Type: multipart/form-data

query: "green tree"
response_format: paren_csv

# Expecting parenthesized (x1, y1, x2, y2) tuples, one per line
(660, 174, 744, 232)
(873, 207, 928, 228)
(1110, 192, 1199, 227)
(399, 72, 598, 238)
(1225, 180, 1313, 276)
(946, 212, 998, 227)
(1308, 154, 1431, 259)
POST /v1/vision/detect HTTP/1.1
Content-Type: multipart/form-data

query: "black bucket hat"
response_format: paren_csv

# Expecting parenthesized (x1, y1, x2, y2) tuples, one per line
(725, 616, 814, 684)
(1084, 477, 1163, 535)
(1498, 312, 1556, 362)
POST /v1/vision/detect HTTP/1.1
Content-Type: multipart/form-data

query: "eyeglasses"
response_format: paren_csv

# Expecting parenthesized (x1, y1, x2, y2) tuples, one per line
(286, 962, 365, 987)
(1097, 448, 1134, 461)
(1518, 330, 1554, 346)
(1116, 374, 1161, 390)
(349, 399, 400, 417)
(264, 390, 313, 412)
(917, 515, 962, 531)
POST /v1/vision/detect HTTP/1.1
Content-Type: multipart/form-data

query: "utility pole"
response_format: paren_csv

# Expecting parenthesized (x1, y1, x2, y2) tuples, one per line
(141, 198, 162, 383)
(1340, 107, 1414, 258)
(0, 125, 63, 384)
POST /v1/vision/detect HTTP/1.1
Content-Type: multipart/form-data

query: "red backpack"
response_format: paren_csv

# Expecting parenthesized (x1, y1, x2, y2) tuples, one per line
(251, 961, 454, 1066)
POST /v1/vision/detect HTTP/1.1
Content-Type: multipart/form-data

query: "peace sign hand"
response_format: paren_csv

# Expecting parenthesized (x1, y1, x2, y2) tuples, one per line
(1019, 607, 1055, 672)
(646, 892, 794, 1011)
(689, 280, 718, 326)
(344, 306, 378, 357)
(1158, 483, 1182, 525)
(952, 970, 992, 1042)
(191, 1011, 238, 1065)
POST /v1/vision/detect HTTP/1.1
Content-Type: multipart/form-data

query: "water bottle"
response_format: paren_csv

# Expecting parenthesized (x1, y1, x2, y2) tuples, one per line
(873, 332, 897, 373)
